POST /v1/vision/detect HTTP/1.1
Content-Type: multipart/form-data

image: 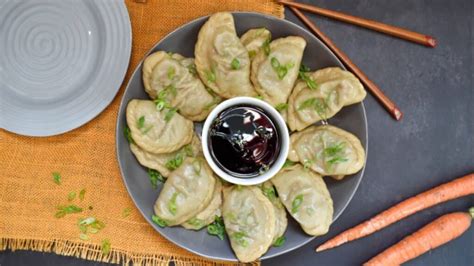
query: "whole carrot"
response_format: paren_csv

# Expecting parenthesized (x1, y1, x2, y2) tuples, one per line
(317, 173, 474, 252)
(364, 208, 473, 265)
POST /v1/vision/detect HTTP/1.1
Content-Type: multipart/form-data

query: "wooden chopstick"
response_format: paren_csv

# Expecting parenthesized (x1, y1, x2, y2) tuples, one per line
(279, 0, 436, 48)
(289, 6, 403, 120)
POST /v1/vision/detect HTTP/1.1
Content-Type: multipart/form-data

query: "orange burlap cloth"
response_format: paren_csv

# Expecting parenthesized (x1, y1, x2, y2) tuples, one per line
(0, 1, 283, 265)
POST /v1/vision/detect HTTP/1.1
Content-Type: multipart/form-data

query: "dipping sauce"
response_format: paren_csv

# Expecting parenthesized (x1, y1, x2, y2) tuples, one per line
(208, 105, 280, 178)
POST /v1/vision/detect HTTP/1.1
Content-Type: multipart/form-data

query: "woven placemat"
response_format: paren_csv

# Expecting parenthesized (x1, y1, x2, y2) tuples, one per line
(0, 1, 283, 265)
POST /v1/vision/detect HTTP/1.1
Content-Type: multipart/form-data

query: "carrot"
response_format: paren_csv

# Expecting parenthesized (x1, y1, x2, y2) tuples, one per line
(316, 173, 474, 252)
(364, 208, 473, 265)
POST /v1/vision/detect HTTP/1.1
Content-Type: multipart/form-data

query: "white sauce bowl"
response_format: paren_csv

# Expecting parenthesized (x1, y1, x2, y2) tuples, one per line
(201, 97, 290, 186)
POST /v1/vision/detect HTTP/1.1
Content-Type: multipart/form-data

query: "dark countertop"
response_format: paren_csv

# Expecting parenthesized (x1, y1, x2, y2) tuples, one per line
(1, 0, 472, 265)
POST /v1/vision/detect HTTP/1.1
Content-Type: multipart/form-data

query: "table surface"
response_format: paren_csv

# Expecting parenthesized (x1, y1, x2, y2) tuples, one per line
(1, 0, 472, 265)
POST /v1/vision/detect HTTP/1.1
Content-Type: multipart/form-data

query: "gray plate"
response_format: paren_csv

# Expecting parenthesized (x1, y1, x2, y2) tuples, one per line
(116, 12, 367, 262)
(0, 0, 131, 137)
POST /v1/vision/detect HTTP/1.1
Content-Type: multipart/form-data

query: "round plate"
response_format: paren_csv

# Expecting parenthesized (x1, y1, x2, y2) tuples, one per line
(0, 0, 131, 137)
(116, 12, 367, 261)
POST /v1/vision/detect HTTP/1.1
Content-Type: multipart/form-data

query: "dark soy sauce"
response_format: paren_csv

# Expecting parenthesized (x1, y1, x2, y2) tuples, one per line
(208, 105, 280, 178)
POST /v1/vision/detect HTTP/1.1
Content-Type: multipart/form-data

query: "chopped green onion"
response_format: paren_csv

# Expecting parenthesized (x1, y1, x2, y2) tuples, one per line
(168, 192, 179, 215)
(207, 216, 225, 240)
(122, 207, 132, 218)
(270, 57, 293, 80)
(52, 172, 61, 185)
(187, 63, 197, 76)
(277, 68, 288, 79)
(283, 160, 296, 168)
(291, 194, 304, 214)
(231, 58, 240, 70)
(183, 144, 194, 157)
(164, 107, 177, 122)
(271, 57, 280, 68)
(152, 215, 168, 227)
(303, 159, 313, 170)
(273, 236, 286, 247)
(327, 156, 348, 165)
(124, 126, 134, 144)
(299, 65, 318, 90)
(297, 97, 327, 119)
(79, 217, 96, 226)
(55, 205, 83, 218)
(323, 142, 345, 157)
(101, 239, 111, 255)
(88, 227, 99, 234)
(262, 186, 277, 200)
(262, 38, 271, 55)
(254, 95, 264, 100)
(167, 66, 175, 80)
(155, 99, 166, 111)
(275, 103, 288, 112)
(205, 68, 216, 83)
(148, 169, 165, 189)
(248, 50, 257, 59)
(192, 159, 202, 175)
(67, 192, 76, 202)
(300, 64, 311, 72)
(79, 233, 89, 241)
(186, 218, 205, 229)
(165, 154, 183, 170)
(79, 189, 86, 201)
(231, 231, 249, 247)
(137, 116, 145, 129)
(323, 142, 348, 166)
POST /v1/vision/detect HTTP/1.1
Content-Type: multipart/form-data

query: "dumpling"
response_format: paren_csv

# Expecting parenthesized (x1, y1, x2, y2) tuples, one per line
(222, 186, 275, 262)
(287, 67, 366, 131)
(126, 99, 193, 154)
(181, 179, 222, 230)
(272, 164, 333, 236)
(240, 28, 271, 60)
(260, 181, 287, 244)
(154, 157, 216, 226)
(288, 125, 365, 179)
(130, 134, 201, 177)
(251, 36, 306, 106)
(142, 51, 218, 121)
(195, 12, 257, 98)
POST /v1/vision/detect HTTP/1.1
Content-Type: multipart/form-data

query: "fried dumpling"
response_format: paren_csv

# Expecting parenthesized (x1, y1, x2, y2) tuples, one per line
(240, 28, 271, 60)
(142, 51, 218, 121)
(195, 12, 256, 98)
(260, 181, 288, 244)
(154, 157, 216, 226)
(288, 125, 365, 179)
(287, 67, 366, 131)
(272, 164, 333, 236)
(129, 134, 201, 177)
(182, 179, 222, 230)
(126, 99, 193, 154)
(222, 186, 275, 262)
(251, 36, 306, 106)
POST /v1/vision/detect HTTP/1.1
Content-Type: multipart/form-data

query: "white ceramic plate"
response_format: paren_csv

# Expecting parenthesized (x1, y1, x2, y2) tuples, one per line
(0, 0, 131, 136)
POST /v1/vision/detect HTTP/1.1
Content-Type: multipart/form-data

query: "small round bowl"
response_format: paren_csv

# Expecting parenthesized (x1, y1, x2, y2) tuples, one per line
(201, 97, 289, 186)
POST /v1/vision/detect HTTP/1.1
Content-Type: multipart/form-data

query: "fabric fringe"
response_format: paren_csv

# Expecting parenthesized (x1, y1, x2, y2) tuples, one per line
(0, 238, 254, 266)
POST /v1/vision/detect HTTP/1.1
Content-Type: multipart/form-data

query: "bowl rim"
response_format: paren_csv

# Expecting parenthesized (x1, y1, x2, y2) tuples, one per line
(115, 11, 368, 262)
(201, 96, 290, 186)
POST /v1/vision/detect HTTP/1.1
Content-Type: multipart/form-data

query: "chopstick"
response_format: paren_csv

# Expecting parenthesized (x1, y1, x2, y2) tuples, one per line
(289, 6, 403, 120)
(279, 0, 436, 48)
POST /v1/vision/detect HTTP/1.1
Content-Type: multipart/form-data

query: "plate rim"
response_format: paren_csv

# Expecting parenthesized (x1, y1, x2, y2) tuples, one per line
(0, 0, 132, 137)
(115, 11, 368, 262)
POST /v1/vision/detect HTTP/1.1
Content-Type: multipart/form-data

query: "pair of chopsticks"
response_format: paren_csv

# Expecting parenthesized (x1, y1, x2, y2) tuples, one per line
(280, 1, 436, 121)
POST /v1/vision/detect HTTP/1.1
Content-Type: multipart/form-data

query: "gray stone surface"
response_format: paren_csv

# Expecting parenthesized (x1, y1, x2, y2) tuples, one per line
(0, 0, 472, 265)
